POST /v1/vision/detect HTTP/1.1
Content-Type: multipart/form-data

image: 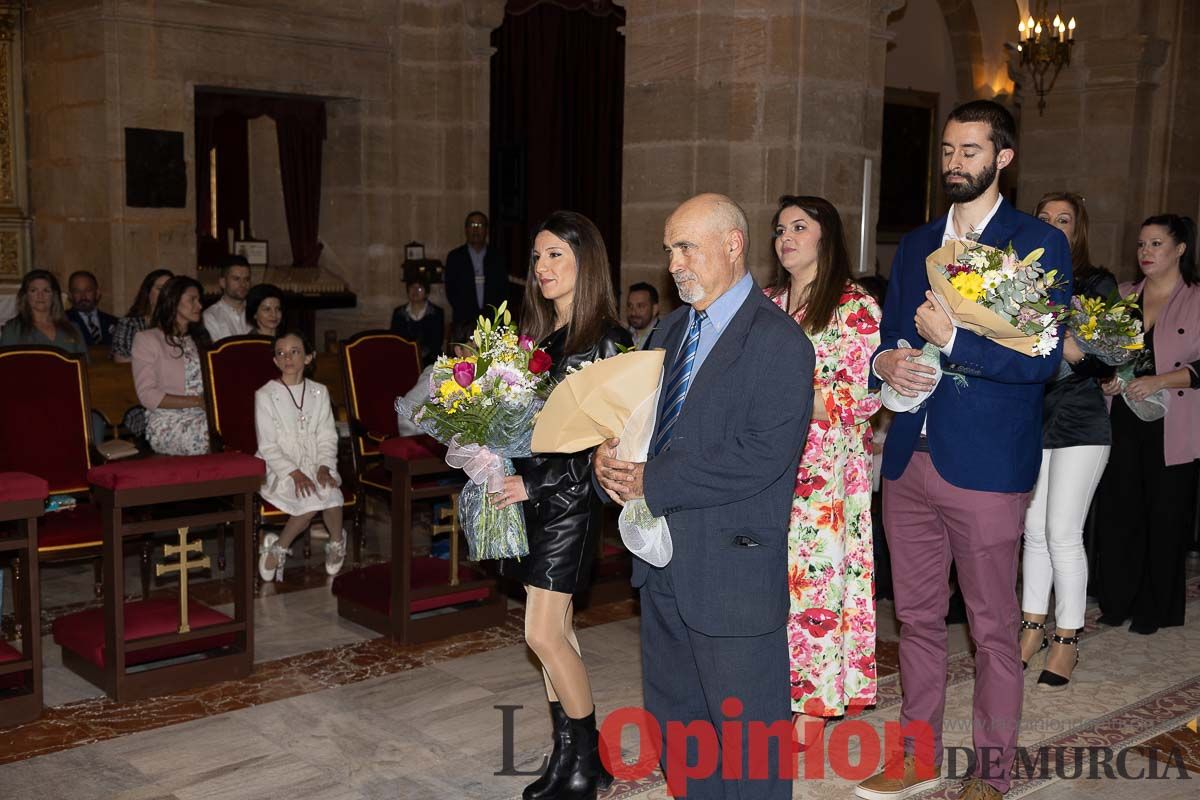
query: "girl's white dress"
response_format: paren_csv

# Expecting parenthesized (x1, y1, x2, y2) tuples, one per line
(254, 378, 344, 515)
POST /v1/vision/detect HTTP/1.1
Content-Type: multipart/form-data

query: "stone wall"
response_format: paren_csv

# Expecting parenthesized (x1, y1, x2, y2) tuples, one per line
(21, 0, 504, 336)
(1014, 0, 1194, 279)
(620, 0, 900, 310)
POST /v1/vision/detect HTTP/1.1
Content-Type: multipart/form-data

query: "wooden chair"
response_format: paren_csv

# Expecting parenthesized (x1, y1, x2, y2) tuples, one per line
(0, 473, 46, 728)
(0, 346, 151, 599)
(200, 334, 360, 574)
(51, 453, 262, 701)
(332, 332, 504, 642)
(332, 438, 506, 643)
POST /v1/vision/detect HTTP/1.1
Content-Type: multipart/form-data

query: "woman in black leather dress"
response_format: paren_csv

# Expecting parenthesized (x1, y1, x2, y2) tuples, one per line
(490, 210, 631, 800)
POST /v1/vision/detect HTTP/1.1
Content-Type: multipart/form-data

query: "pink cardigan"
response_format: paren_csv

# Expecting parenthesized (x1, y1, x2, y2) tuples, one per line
(1121, 278, 1200, 466)
(131, 328, 193, 410)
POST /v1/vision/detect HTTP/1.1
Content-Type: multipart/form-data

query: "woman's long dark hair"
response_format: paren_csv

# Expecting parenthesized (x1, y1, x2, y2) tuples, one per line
(15, 269, 80, 343)
(1035, 192, 1097, 282)
(766, 195, 853, 335)
(1141, 214, 1197, 286)
(521, 210, 619, 354)
(152, 276, 211, 355)
(125, 268, 174, 319)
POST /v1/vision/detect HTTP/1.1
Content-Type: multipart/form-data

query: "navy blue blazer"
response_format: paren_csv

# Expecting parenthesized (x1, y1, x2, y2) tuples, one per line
(635, 285, 815, 637)
(67, 308, 117, 347)
(872, 198, 1073, 493)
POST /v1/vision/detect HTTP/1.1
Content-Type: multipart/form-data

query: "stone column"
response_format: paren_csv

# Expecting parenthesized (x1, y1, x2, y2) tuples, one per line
(620, 0, 898, 305)
(1015, 0, 1185, 279)
(0, 1, 33, 289)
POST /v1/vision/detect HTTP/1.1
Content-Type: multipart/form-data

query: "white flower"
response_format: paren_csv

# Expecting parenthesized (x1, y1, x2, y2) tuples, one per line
(981, 270, 1004, 291)
(1032, 333, 1058, 357)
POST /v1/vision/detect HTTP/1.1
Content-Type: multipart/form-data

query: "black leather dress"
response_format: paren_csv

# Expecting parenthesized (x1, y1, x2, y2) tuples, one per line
(503, 321, 632, 593)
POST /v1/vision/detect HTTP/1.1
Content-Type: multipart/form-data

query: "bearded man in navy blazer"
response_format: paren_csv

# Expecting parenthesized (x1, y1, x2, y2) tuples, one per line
(595, 194, 814, 800)
(855, 101, 1072, 800)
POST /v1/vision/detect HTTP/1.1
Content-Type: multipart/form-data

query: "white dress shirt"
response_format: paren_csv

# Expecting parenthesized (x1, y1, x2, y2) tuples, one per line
(203, 298, 252, 342)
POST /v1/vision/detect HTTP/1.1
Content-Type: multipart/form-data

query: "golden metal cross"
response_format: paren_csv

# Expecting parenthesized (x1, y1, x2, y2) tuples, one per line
(155, 527, 211, 634)
(430, 494, 461, 586)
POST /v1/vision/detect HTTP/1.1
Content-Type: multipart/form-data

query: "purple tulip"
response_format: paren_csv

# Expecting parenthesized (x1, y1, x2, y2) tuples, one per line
(453, 360, 475, 388)
(518, 335, 536, 351)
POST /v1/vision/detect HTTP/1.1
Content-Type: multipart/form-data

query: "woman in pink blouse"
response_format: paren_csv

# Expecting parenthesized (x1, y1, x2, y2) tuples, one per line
(764, 195, 881, 749)
(1095, 214, 1200, 635)
(131, 276, 212, 456)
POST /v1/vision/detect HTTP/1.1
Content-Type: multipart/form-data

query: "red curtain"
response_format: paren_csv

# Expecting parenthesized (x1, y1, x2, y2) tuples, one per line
(195, 91, 326, 267)
(490, 1, 626, 293)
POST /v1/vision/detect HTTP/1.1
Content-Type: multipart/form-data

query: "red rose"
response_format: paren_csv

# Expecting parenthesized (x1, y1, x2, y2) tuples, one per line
(528, 349, 552, 375)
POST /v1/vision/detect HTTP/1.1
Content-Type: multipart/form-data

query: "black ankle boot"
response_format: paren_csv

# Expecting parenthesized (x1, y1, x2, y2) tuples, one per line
(558, 710, 612, 800)
(524, 702, 570, 800)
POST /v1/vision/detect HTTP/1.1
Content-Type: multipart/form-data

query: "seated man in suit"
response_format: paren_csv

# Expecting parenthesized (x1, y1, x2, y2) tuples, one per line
(595, 193, 815, 800)
(857, 100, 1072, 800)
(444, 211, 508, 341)
(626, 281, 661, 350)
(67, 270, 117, 347)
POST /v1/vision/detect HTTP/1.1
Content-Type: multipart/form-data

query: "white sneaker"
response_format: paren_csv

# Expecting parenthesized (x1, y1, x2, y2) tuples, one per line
(325, 529, 347, 576)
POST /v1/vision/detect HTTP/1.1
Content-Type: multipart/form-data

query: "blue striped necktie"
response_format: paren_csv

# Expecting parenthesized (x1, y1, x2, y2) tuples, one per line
(653, 310, 707, 456)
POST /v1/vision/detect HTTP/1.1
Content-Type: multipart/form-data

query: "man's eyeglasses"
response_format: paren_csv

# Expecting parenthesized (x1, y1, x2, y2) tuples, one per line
(466, 222, 488, 229)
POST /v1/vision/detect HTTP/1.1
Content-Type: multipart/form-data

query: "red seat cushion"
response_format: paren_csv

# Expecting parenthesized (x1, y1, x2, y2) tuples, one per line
(89, 453, 265, 491)
(38, 503, 102, 552)
(0, 473, 48, 504)
(331, 559, 491, 614)
(378, 435, 445, 461)
(0, 640, 26, 690)
(52, 598, 237, 669)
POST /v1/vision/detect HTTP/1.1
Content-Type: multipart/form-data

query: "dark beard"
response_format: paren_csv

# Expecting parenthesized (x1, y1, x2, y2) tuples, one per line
(943, 159, 998, 203)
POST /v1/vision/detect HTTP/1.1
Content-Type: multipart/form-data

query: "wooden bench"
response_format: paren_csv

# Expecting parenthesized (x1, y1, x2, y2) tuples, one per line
(52, 454, 263, 701)
(0, 473, 46, 728)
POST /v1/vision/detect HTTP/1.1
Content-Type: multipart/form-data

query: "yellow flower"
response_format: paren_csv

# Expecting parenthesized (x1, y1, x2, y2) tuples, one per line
(438, 379, 466, 402)
(949, 271, 985, 303)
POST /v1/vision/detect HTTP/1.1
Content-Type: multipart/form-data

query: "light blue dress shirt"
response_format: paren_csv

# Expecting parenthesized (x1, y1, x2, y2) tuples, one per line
(685, 270, 754, 373)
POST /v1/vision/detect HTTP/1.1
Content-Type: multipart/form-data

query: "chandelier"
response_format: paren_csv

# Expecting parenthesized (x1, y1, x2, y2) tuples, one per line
(1014, 1, 1076, 115)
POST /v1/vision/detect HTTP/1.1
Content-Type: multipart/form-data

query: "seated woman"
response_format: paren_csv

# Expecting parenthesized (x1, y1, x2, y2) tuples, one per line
(0, 270, 88, 358)
(245, 283, 285, 338)
(389, 279, 445, 366)
(111, 269, 174, 364)
(254, 330, 347, 580)
(131, 276, 211, 456)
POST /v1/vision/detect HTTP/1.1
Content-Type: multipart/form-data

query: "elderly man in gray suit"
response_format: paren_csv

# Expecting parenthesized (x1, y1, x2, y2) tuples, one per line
(595, 193, 815, 799)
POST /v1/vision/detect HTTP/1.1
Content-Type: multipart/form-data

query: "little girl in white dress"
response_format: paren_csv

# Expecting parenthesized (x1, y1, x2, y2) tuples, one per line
(255, 331, 347, 581)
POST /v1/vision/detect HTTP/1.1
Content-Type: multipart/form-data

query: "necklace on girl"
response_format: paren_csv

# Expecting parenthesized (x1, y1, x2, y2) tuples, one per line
(279, 378, 308, 431)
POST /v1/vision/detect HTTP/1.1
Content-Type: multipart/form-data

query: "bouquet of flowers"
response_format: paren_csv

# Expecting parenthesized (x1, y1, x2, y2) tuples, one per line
(396, 302, 553, 560)
(1064, 293, 1144, 366)
(881, 239, 1067, 413)
(930, 239, 1067, 357)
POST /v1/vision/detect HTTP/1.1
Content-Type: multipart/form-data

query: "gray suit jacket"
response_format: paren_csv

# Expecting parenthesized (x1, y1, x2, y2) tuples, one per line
(634, 285, 815, 637)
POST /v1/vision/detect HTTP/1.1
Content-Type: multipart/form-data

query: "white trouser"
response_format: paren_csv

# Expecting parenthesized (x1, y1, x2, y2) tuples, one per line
(1022, 445, 1110, 630)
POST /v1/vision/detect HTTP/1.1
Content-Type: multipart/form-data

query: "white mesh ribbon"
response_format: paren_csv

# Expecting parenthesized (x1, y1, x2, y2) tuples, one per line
(614, 383, 674, 568)
(444, 437, 505, 492)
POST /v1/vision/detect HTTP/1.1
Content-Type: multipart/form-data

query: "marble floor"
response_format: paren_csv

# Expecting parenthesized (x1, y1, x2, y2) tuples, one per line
(1, 513, 1198, 799)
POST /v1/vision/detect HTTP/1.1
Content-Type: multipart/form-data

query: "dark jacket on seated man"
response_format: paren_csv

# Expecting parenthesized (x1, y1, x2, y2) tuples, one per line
(67, 307, 118, 347)
(390, 301, 446, 367)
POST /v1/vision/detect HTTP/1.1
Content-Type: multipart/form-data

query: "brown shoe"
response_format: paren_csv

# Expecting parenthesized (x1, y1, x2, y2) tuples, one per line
(854, 754, 942, 799)
(956, 778, 1003, 799)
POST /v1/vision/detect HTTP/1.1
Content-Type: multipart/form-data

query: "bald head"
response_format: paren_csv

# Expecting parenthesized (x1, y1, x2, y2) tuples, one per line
(663, 193, 750, 310)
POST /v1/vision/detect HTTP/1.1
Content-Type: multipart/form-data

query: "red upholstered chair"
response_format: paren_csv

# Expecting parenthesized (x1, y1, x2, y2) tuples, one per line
(201, 335, 361, 574)
(51, 453, 263, 701)
(331, 438, 506, 643)
(0, 473, 46, 727)
(0, 346, 150, 598)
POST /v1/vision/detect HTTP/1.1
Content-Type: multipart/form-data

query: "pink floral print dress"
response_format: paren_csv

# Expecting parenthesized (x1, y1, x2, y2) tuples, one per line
(767, 284, 881, 717)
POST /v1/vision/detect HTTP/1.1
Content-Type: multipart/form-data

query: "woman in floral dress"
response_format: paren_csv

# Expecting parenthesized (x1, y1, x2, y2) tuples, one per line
(764, 195, 881, 747)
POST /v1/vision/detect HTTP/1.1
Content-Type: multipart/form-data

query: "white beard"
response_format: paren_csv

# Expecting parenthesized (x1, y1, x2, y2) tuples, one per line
(675, 278, 706, 306)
